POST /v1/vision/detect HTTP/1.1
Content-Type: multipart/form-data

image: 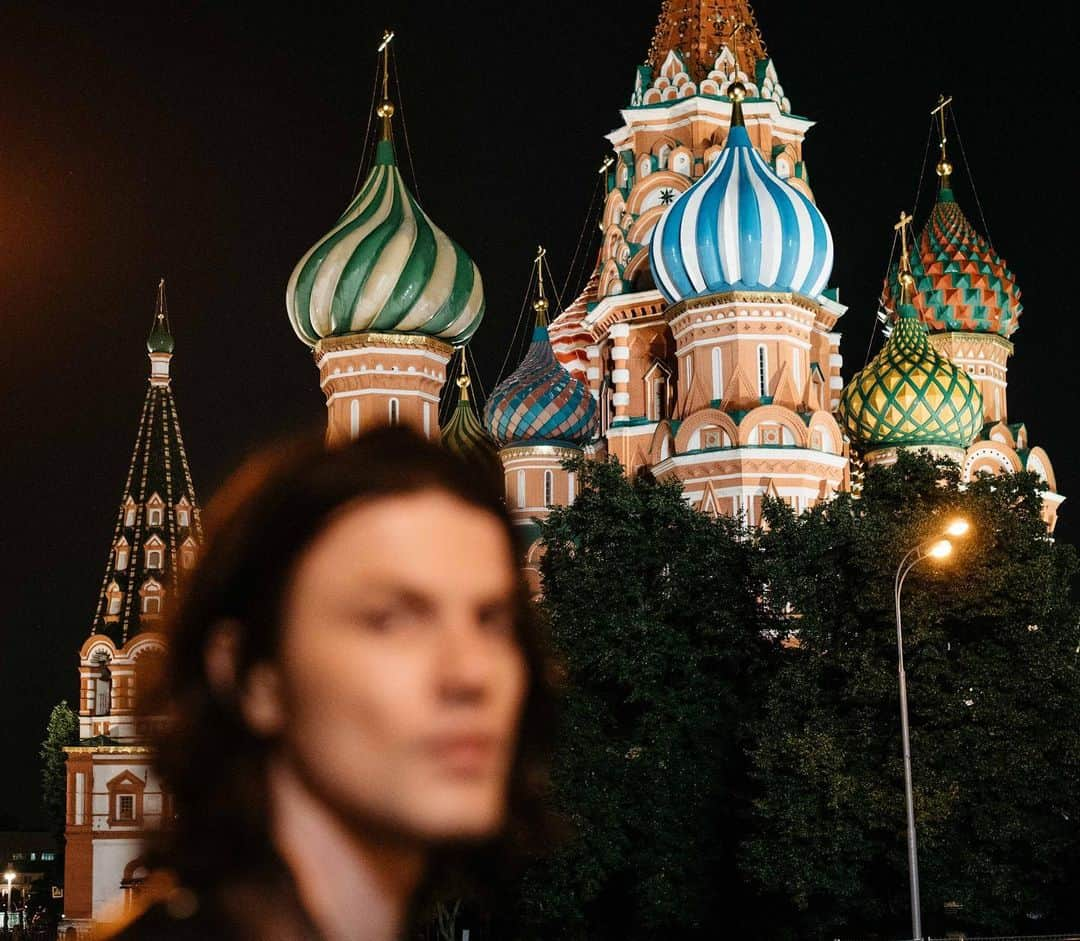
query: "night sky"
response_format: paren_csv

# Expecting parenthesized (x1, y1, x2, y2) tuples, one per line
(0, 1, 1075, 826)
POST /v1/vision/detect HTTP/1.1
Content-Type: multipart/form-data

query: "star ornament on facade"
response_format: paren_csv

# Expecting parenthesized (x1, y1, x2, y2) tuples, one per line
(659, 187, 676, 205)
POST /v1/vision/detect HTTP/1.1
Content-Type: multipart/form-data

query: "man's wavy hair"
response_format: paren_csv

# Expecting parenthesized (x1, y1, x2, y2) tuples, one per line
(148, 426, 556, 911)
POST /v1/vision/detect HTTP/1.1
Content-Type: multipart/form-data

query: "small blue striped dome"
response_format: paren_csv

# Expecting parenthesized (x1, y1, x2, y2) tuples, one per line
(484, 327, 598, 448)
(649, 125, 834, 303)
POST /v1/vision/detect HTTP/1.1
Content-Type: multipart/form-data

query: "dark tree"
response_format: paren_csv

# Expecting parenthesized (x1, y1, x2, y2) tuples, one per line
(40, 700, 78, 838)
(505, 458, 774, 939)
(743, 451, 1080, 938)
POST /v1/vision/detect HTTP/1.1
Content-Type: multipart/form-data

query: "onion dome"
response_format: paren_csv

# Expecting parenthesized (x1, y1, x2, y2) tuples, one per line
(549, 261, 599, 383)
(442, 365, 497, 465)
(147, 278, 174, 354)
(885, 190, 1021, 338)
(484, 325, 598, 447)
(841, 303, 983, 451)
(650, 101, 834, 304)
(484, 251, 598, 448)
(286, 42, 484, 349)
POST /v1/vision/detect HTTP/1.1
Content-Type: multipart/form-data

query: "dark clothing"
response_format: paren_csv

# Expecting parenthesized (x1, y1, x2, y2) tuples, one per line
(102, 874, 323, 941)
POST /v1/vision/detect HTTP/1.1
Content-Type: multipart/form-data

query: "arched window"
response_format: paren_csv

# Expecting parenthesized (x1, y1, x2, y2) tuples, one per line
(123, 499, 137, 528)
(180, 538, 197, 570)
(673, 152, 692, 176)
(115, 540, 129, 572)
(143, 596, 161, 615)
(568, 472, 577, 506)
(544, 471, 554, 507)
(711, 347, 723, 401)
(776, 157, 791, 179)
(516, 471, 526, 509)
(94, 661, 112, 716)
(686, 354, 694, 385)
(757, 346, 769, 398)
(423, 403, 432, 439)
(350, 400, 360, 439)
(388, 399, 400, 426)
(792, 348, 802, 393)
(106, 581, 123, 617)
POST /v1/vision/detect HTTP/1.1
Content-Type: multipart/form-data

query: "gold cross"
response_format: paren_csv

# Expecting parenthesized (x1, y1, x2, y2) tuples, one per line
(931, 94, 953, 159)
(894, 210, 914, 258)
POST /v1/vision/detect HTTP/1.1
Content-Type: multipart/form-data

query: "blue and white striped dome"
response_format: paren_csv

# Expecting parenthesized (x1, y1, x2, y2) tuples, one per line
(649, 125, 834, 304)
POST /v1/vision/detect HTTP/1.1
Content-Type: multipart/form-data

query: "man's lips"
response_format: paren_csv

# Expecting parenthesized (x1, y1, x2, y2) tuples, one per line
(425, 733, 499, 775)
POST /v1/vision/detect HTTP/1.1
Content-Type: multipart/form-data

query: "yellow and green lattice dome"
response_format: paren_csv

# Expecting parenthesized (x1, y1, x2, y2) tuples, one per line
(840, 304, 983, 450)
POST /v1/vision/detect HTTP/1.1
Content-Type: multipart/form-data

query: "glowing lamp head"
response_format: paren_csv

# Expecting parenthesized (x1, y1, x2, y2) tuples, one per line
(944, 518, 970, 538)
(928, 539, 953, 560)
(3, 870, 13, 886)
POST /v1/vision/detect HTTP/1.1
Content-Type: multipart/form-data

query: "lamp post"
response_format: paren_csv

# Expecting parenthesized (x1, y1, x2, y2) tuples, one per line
(3, 870, 13, 935)
(894, 518, 969, 941)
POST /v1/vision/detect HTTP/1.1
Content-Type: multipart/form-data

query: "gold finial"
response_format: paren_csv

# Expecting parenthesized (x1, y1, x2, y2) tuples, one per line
(456, 351, 472, 400)
(533, 245, 550, 325)
(719, 17, 748, 125)
(931, 94, 954, 188)
(895, 210, 916, 304)
(377, 30, 396, 139)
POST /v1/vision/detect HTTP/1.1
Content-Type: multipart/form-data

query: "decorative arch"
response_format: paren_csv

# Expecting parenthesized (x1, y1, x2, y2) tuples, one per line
(603, 188, 627, 229)
(674, 409, 740, 453)
(1023, 446, 1057, 491)
(622, 249, 653, 291)
(963, 442, 1022, 480)
(626, 170, 689, 215)
(670, 146, 694, 178)
(806, 412, 844, 455)
(738, 405, 810, 449)
(648, 420, 676, 465)
(598, 259, 625, 298)
(81, 634, 118, 661)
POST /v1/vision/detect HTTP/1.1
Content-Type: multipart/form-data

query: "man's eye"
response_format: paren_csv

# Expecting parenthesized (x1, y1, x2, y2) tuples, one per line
(356, 609, 401, 631)
(478, 606, 515, 635)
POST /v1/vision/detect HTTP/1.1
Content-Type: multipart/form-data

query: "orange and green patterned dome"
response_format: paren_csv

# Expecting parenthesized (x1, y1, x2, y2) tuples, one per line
(840, 303, 983, 451)
(886, 190, 1021, 338)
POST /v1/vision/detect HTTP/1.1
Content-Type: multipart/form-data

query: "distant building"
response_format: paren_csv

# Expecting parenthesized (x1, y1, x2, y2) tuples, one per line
(0, 830, 59, 930)
(60, 282, 202, 937)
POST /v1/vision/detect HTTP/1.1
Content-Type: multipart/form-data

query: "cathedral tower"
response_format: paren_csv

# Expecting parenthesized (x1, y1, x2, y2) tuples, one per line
(880, 99, 1062, 528)
(62, 282, 202, 932)
(485, 251, 599, 587)
(548, 0, 848, 522)
(286, 33, 484, 445)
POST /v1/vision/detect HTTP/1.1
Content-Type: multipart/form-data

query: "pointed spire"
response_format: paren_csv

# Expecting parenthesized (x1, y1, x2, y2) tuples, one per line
(533, 245, 550, 328)
(375, 30, 397, 165)
(147, 278, 174, 354)
(931, 94, 954, 192)
(894, 210, 916, 307)
(648, 0, 767, 82)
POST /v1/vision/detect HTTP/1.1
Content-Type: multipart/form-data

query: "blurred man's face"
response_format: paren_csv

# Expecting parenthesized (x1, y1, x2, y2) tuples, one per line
(274, 489, 527, 843)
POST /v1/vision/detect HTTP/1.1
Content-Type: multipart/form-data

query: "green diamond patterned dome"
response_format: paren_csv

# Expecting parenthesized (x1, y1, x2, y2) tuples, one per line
(840, 304, 983, 450)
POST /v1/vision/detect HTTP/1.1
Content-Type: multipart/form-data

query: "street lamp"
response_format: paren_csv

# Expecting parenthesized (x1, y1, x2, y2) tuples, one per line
(3, 870, 14, 934)
(894, 517, 970, 941)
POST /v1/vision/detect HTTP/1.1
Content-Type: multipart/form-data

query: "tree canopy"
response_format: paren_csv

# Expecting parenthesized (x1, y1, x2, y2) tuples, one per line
(501, 450, 1080, 940)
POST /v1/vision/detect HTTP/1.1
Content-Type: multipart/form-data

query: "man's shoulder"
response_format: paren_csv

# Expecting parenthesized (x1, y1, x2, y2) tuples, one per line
(100, 885, 227, 941)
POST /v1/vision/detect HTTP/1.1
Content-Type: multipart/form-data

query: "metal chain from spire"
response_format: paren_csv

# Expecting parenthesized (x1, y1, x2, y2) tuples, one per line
(949, 106, 994, 248)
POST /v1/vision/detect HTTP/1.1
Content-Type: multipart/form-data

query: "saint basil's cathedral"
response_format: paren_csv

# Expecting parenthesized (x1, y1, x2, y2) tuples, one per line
(60, 0, 1061, 932)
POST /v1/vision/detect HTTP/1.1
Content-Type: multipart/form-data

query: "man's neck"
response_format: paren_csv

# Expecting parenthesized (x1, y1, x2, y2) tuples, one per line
(268, 759, 427, 941)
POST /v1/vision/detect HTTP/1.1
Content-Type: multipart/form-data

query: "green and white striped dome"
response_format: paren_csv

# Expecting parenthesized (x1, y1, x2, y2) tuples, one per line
(287, 140, 485, 348)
